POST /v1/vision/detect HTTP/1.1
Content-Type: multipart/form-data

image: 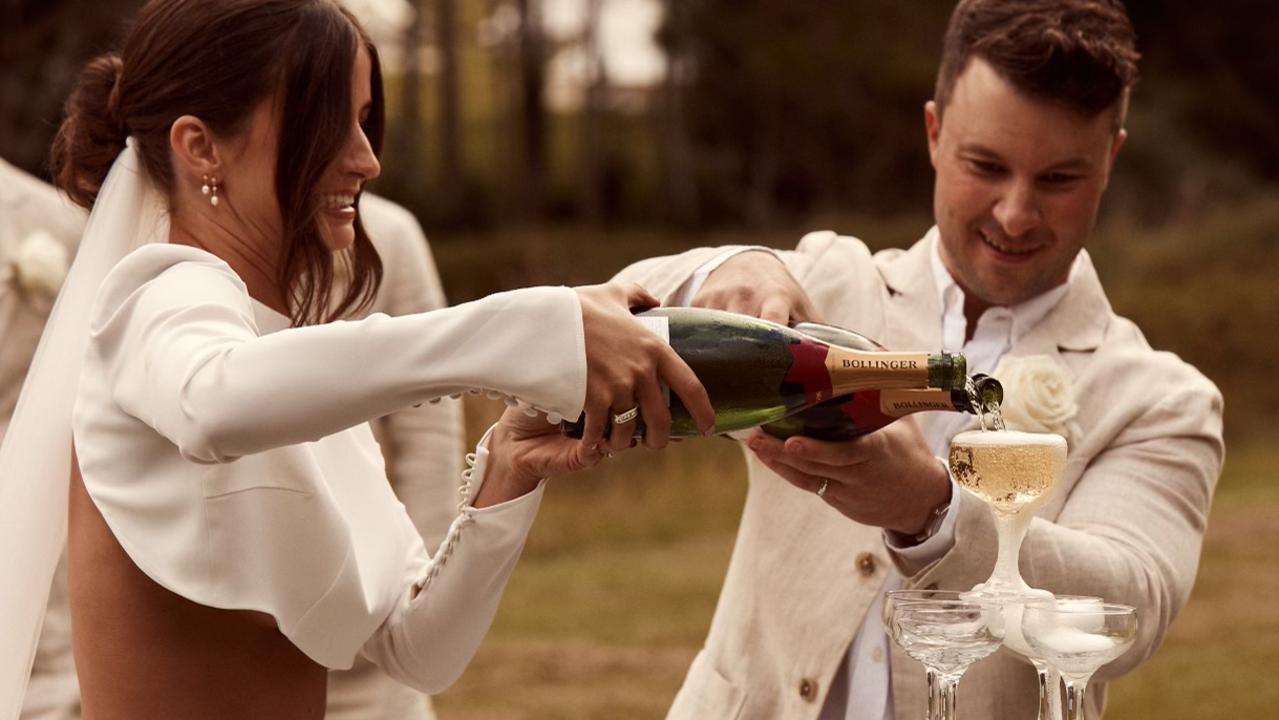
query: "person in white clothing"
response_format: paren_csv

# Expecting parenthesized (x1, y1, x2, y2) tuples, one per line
(0, 1, 714, 718)
(614, 1, 1223, 718)
(5, 187, 458, 720)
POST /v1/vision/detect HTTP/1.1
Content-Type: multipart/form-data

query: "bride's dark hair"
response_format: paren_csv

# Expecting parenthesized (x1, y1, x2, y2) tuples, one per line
(51, 0, 385, 325)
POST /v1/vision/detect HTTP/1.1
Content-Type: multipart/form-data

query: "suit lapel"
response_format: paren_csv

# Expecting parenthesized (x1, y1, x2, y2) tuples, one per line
(873, 234, 1111, 360)
(874, 236, 943, 352)
(1008, 249, 1111, 359)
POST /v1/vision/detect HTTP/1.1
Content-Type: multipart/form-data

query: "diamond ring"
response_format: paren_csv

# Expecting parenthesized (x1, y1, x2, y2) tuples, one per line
(612, 406, 639, 424)
(816, 479, 829, 498)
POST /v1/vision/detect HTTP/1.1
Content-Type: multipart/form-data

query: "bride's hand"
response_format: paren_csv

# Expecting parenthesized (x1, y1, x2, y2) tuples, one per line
(574, 282, 714, 453)
(474, 407, 610, 508)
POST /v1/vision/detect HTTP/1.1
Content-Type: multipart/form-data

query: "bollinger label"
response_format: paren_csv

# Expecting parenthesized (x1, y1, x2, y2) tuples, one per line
(879, 389, 955, 416)
(841, 358, 919, 370)
(824, 348, 930, 395)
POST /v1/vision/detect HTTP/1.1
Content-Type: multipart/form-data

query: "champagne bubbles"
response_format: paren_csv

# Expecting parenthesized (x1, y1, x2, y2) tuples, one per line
(949, 431, 1066, 515)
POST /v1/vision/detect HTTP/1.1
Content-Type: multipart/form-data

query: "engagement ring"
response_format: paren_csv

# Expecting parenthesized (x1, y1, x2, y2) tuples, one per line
(816, 479, 829, 498)
(612, 406, 639, 424)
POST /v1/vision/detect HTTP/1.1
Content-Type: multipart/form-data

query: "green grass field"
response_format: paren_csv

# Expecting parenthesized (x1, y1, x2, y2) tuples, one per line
(432, 397, 1278, 719)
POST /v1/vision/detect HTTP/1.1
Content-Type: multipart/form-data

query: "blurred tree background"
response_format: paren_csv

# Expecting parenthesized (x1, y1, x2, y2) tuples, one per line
(4, 0, 1275, 438)
(5, 0, 1277, 226)
(3, 1, 1276, 716)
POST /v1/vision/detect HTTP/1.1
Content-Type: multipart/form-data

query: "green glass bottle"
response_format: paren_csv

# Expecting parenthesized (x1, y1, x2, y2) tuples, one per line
(760, 322, 1003, 441)
(560, 307, 968, 438)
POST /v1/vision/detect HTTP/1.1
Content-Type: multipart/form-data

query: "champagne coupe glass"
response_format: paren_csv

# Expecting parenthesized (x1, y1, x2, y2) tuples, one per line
(948, 430, 1066, 602)
(883, 590, 968, 720)
(998, 595, 1103, 720)
(886, 597, 1001, 720)
(1021, 602, 1138, 720)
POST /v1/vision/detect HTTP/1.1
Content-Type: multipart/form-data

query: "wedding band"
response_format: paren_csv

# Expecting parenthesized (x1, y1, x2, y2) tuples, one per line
(612, 406, 639, 424)
(816, 479, 829, 498)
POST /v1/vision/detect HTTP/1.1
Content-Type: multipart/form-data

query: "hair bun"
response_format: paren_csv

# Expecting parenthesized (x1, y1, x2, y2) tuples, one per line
(50, 53, 129, 209)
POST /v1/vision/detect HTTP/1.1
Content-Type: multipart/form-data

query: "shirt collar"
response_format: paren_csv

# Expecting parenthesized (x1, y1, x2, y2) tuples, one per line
(927, 227, 1080, 345)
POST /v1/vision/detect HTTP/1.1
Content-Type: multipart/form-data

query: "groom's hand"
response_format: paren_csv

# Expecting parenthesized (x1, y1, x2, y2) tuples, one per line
(691, 250, 821, 326)
(744, 420, 951, 537)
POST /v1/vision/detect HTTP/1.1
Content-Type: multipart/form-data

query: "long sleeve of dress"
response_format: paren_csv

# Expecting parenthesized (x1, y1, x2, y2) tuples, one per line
(360, 428, 541, 693)
(87, 244, 584, 464)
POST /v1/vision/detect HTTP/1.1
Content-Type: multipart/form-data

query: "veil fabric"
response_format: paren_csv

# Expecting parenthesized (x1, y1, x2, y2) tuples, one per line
(0, 140, 168, 716)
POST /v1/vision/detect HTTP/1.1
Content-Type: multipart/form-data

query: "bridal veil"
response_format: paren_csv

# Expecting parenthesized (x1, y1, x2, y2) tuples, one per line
(0, 140, 167, 715)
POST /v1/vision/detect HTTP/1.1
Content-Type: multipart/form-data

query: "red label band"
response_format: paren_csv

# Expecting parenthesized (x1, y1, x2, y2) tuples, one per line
(783, 338, 833, 404)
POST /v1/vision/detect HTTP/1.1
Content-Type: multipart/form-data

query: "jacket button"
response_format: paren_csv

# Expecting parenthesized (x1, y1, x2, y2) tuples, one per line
(856, 552, 877, 577)
(798, 677, 819, 702)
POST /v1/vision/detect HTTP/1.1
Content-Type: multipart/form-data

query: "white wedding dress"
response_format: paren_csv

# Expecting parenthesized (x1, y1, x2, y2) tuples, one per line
(0, 142, 587, 714)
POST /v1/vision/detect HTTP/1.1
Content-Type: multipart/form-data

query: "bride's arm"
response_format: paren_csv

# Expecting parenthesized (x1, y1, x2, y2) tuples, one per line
(360, 407, 604, 692)
(88, 245, 586, 463)
(358, 427, 538, 692)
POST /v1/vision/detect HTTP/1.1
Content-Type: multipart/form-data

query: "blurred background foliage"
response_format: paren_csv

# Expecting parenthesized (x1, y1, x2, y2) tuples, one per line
(3, 0, 1275, 441)
(6, 0, 1278, 225)
(3, 1, 1276, 717)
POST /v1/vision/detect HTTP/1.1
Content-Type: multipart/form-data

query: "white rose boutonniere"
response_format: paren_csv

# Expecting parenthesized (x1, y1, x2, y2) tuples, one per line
(11, 230, 70, 299)
(992, 355, 1078, 436)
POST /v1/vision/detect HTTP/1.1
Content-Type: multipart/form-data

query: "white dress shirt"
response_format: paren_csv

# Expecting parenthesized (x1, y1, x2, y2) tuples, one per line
(72, 243, 586, 691)
(675, 229, 1079, 719)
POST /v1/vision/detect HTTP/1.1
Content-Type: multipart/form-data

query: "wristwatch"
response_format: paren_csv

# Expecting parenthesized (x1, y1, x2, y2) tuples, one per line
(911, 495, 952, 545)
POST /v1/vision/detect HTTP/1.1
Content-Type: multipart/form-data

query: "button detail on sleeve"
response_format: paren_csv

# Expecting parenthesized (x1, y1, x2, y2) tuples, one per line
(798, 677, 819, 702)
(856, 552, 877, 577)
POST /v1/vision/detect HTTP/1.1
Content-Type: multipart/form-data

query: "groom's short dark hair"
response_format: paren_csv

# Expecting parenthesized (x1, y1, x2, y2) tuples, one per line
(934, 0, 1140, 129)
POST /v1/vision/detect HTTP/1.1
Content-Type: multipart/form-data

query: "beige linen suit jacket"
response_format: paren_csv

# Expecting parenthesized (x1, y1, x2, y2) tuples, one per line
(617, 231, 1224, 720)
(1, 159, 85, 442)
(2, 159, 85, 720)
(325, 193, 465, 720)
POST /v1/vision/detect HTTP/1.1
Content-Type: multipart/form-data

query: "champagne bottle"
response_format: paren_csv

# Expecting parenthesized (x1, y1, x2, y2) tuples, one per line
(560, 307, 968, 438)
(761, 322, 1003, 440)
(761, 377, 1004, 441)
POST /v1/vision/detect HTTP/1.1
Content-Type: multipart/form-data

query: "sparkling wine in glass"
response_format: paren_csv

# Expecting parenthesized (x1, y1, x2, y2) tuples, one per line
(948, 430, 1066, 601)
(886, 597, 1001, 720)
(1021, 602, 1138, 720)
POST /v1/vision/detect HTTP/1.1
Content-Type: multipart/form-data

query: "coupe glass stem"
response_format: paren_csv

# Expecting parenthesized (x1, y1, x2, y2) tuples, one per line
(991, 509, 1033, 591)
(925, 667, 939, 720)
(935, 672, 962, 720)
(1062, 677, 1091, 720)
(1031, 660, 1062, 720)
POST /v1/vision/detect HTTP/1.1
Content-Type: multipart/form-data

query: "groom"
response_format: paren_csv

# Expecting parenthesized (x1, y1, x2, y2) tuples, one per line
(618, 1, 1223, 718)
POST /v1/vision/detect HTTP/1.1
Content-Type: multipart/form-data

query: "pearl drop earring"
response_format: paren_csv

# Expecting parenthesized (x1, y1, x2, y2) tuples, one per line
(201, 175, 220, 207)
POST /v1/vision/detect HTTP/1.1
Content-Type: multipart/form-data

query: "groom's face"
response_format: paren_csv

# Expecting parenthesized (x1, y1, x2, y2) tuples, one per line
(925, 58, 1126, 308)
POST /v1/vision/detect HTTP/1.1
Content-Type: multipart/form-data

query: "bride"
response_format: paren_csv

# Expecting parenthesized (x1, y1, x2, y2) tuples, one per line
(0, 0, 712, 717)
